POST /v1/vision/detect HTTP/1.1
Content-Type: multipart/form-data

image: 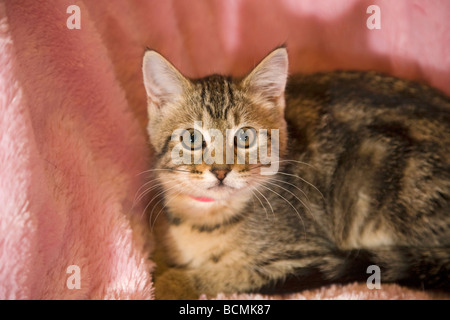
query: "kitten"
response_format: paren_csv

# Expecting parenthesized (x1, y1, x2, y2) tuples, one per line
(142, 47, 450, 299)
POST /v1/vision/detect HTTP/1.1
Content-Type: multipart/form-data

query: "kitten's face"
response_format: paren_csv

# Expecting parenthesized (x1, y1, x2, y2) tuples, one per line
(142, 48, 288, 220)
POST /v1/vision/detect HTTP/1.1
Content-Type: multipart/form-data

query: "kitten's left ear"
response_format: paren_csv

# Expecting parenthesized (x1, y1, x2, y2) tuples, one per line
(142, 50, 190, 108)
(242, 47, 288, 102)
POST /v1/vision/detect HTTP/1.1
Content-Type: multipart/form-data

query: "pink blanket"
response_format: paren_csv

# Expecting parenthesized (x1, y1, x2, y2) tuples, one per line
(1, 0, 449, 299)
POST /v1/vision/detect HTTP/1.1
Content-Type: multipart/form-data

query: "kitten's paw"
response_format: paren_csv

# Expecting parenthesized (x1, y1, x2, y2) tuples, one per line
(154, 268, 199, 300)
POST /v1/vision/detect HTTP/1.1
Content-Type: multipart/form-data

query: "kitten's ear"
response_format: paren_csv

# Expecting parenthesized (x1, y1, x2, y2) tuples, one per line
(242, 47, 288, 102)
(142, 50, 189, 108)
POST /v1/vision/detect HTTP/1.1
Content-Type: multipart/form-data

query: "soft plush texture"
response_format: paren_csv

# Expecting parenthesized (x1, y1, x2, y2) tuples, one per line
(0, 0, 153, 299)
(0, 0, 448, 299)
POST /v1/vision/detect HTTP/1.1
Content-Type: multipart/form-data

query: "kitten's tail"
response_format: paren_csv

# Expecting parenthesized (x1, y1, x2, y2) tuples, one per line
(324, 246, 450, 291)
(259, 246, 450, 294)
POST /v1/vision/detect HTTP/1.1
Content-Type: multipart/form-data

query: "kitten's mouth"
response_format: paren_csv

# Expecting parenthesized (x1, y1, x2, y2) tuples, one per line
(189, 183, 236, 203)
(207, 183, 236, 193)
(208, 182, 230, 189)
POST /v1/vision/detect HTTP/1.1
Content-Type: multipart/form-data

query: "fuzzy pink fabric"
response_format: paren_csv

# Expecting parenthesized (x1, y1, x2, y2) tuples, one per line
(0, 0, 153, 299)
(0, 0, 448, 299)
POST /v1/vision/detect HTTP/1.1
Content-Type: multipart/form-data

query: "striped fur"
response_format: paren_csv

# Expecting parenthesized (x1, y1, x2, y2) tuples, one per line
(143, 48, 450, 298)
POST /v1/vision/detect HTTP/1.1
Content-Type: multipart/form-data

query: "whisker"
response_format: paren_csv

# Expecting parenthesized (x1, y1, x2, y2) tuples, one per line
(258, 176, 316, 222)
(137, 168, 190, 176)
(126, 177, 174, 219)
(264, 177, 312, 206)
(250, 188, 269, 220)
(150, 184, 187, 232)
(248, 163, 270, 171)
(268, 159, 317, 170)
(254, 181, 307, 240)
(250, 191, 257, 212)
(133, 177, 164, 204)
(149, 195, 170, 231)
(129, 179, 169, 215)
(134, 180, 172, 205)
(248, 159, 317, 171)
(252, 186, 275, 219)
(142, 183, 179, 220)
(262, 180, 314, 221)
(276, 171, 324, 199)
(134, 168, 190, 205)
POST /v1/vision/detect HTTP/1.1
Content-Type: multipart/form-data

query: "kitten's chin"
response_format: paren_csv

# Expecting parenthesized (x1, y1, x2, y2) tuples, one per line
(165, 187, 251, 227)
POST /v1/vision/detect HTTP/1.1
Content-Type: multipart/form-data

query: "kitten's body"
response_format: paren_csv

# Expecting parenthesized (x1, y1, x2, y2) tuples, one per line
(143, 48, 450, 298)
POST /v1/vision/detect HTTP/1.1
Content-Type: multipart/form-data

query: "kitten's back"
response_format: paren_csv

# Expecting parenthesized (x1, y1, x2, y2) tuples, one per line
(284, 70, 450, 249)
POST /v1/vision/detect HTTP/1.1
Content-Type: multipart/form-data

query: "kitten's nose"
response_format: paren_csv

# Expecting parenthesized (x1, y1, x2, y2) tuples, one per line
(211, 166, 231, 182)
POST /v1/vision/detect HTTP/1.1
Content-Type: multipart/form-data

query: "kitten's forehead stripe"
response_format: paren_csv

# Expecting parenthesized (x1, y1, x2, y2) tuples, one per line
(201, 80, 215, 119)
(226, 77, 234, 111)
(198, 76, 235, 120)
(223, 77, 235, 120)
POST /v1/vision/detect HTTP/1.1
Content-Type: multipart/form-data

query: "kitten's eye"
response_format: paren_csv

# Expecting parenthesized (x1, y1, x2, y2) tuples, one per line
(181, 129, 204, 150)
(235, 127, 256, 149)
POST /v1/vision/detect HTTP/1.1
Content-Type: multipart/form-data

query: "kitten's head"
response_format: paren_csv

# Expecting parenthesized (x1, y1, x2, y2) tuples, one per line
(142, 48, 288, 224)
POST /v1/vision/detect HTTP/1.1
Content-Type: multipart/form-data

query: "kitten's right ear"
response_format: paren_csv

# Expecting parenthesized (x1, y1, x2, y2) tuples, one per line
(142, 50, 189, 108)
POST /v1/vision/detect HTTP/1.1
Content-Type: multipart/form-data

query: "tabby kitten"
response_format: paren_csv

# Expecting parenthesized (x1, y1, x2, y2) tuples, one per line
(142, 47, 450, 299)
